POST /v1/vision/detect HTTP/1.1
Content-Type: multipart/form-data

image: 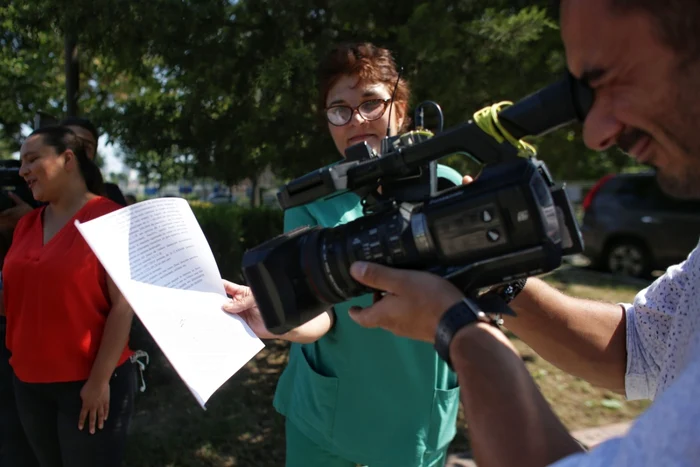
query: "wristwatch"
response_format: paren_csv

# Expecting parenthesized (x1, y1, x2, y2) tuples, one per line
(434, 297, 499, 369)
(483, 278, 527, 304)
(434, 284, 522, 369)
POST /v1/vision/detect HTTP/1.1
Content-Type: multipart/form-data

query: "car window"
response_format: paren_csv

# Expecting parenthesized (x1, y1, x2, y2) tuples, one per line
(616, 176, 700, 213)
(612, 176, 655, 209)
(647, 184, 700, 213)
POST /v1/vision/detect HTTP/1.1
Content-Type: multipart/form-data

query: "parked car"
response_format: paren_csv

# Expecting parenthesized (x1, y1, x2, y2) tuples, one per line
(581, 171, 700, 278)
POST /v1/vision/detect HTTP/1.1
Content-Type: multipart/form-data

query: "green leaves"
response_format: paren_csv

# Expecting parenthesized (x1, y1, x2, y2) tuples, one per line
(0, 0, 639, 183)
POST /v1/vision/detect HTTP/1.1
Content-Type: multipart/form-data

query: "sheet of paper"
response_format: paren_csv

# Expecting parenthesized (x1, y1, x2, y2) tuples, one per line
(75, 197, 265, 408)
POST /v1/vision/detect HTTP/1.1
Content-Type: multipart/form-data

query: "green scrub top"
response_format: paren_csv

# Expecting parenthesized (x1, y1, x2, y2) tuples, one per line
(273, 164, 464, 466)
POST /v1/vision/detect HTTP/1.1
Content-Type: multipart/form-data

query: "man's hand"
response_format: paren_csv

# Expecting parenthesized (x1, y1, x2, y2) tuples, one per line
(0, 193, 32, 229)
(347, 262, 465, 342)
(222, 280, 278, 339)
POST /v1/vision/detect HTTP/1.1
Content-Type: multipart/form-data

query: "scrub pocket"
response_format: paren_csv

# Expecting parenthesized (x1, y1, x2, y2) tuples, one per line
(425, 386, 460, 453)
(289, 346, 340, 439)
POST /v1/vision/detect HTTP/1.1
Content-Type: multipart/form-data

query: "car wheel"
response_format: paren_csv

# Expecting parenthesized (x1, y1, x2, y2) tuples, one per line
(604, 241, 651, 278)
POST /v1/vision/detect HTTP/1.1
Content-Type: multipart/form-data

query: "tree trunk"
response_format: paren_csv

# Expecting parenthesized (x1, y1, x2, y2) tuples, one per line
(64, 32, 79, 117)
(249, 177, 259, 208)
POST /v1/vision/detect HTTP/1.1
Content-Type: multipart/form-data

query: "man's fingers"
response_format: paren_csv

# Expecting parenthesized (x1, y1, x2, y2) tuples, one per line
(348, 296, 399, 329)
(348, 306, 381, 329)
(7, 192, 30, 207)
(462, 175, 474, 185)
(350, 261, 420, 295)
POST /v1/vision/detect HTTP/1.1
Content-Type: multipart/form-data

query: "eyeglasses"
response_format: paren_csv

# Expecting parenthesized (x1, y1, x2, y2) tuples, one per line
(325, 98, 391, 126)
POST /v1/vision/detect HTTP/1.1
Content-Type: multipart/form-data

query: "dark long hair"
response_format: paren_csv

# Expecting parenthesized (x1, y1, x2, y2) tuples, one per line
(27, 126, 105, 196)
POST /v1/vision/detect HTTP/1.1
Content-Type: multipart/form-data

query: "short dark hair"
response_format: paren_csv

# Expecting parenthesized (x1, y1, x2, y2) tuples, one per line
(59, 116, 99, 142)
(611, 0, 700, 60)
(556, 0, 700, 60)
(27, 126, 105, 196)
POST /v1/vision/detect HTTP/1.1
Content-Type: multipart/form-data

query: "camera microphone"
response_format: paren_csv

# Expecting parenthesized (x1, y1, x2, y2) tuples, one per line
(379, 67, 404, 157)
(385, 66, 403, 138)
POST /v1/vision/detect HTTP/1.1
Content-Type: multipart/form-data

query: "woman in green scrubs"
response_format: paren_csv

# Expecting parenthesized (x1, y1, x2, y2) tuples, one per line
(225, 42, 464, 467)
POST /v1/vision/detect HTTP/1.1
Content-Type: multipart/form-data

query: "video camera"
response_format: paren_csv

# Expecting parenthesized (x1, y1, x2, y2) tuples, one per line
(0, 160, 36, 212)
(242, 72, 594, 335)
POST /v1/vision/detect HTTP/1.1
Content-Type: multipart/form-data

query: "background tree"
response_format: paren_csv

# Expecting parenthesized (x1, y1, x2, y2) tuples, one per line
(0, 0, 642, 185)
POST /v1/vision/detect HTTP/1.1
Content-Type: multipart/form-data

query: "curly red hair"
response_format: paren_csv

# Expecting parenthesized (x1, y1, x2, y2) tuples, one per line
(317, 42, 411, 131)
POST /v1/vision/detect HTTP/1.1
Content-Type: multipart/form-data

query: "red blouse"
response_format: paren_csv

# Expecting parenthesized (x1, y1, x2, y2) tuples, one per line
(3, 196, 132, 383)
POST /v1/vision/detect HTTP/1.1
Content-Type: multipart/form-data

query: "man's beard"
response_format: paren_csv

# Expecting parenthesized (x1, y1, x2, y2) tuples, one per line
(656, 164, 700, 199)
(654, 104, 700, 200)
(630, 66, 700, 200)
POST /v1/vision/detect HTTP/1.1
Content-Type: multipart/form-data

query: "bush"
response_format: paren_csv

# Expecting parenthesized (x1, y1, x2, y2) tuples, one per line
(189, 201, 284, 282)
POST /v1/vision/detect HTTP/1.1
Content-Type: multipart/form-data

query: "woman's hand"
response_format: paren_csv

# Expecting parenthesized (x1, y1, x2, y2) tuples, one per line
(79, 379, 110, 434)
(222, 280, 278, 339)
(0, 193, 32, 229)
(221, 280, 335, 343)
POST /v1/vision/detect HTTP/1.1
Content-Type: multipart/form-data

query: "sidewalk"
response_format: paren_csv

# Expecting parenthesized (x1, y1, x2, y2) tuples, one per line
(445, 421, 632, 466)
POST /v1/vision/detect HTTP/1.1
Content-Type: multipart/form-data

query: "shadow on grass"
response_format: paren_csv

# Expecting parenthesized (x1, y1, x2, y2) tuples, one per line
(548, 264, 653, 289)
(541, 265, 652, 305)
(123, 336, 290, 467)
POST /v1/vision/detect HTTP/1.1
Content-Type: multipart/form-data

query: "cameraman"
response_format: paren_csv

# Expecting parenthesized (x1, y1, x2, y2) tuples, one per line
(343, 1, 700, 466)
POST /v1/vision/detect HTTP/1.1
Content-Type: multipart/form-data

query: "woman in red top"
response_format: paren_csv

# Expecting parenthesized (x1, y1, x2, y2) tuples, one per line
(2, 126, 136, 467)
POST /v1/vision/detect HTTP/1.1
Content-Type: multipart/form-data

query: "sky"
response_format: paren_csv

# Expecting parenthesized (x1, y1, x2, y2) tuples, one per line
(99, 139, 127, 175)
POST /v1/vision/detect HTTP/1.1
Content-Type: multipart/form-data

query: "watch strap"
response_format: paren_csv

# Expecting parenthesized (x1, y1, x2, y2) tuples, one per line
(434, 297, 490, 369)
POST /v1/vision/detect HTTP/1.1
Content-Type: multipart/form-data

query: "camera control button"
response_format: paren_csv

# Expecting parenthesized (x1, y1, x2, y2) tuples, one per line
(486, 229, 501, 242)
(481, 210, 493, 223)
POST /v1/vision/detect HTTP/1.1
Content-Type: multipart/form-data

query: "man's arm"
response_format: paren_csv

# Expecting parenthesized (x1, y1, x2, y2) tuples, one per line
(505, 278, 627, 394)
(450, 322, 584, 467)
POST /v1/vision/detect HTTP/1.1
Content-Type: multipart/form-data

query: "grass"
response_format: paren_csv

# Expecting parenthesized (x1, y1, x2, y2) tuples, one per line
(531, 266, 652, 429)
(123, 266, 652, 466)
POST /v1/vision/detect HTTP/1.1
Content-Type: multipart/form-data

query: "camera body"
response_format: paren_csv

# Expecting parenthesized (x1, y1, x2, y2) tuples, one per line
(0, 160, 35, 212)
(242, 73, 593, 334)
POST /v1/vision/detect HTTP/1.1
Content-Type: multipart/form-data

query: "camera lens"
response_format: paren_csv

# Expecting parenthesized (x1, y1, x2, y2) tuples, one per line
(300, 226, 370, 304)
